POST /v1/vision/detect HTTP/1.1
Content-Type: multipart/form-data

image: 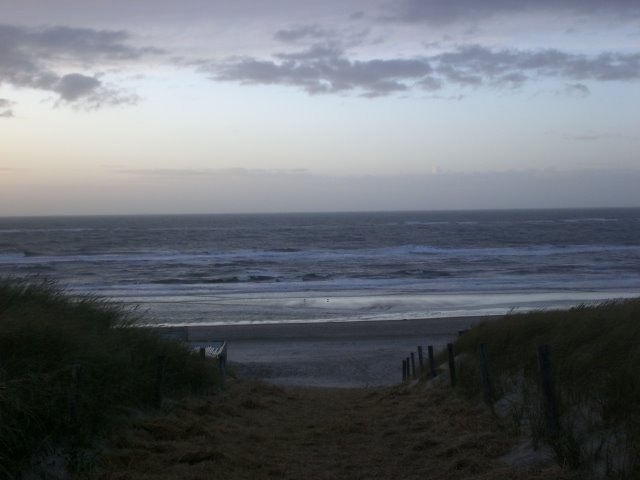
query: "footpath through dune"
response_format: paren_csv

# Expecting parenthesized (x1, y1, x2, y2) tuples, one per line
(81, 379, 579, 480)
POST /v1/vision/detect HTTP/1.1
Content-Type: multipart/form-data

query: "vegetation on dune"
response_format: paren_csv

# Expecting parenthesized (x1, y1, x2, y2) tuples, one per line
(3, 278, 639, 478)
(0, 279, 220, 477)
(447, 298, 640, 476)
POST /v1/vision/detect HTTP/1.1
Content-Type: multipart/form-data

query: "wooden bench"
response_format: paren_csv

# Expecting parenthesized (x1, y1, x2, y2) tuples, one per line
(195, 341, 228, 386)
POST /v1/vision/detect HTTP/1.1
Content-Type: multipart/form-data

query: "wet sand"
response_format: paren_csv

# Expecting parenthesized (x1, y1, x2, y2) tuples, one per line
(181, 316, 498, 388)
(184, 315, 493, 341)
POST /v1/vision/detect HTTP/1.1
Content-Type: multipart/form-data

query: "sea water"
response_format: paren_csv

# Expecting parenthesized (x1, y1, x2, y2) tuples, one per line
(0, 209, 638, 325)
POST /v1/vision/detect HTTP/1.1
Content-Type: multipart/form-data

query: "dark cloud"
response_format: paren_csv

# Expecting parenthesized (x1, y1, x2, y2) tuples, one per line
(274, 25, 327, 43)
(433, 46, 640, 88)
(59, 85, 141, 111)
(30, 26, 163, 60)
(0, 24, 160, 108)
(208, 37, 433, 97)
(49, 73, 140, 110)
(206, 43, 640, 97)
(210, 43, 432, 97)
(274, 24, 370, 51)
(55, 73, 101, 101)
(389, 0, 640, 24)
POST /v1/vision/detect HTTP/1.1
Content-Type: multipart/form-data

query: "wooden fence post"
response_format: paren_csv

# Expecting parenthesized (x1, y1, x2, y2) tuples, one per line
(155, 355, 166, 408)
(479, 343, 493, 405)
(199, 347, 206, 359)
(417, 346, 424, 371)
(410, 352, 417, 379)
(70, 363, 81, 422)
(537, 344, 559, 437)
(402, 359, 407, 381)
(428, 345, 437, 378)
(447, 343, 456, 387)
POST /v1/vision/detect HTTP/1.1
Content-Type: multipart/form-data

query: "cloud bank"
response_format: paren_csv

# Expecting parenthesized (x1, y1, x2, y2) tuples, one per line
(1, 3, 638, 110)
(0, 24, 160, 109)
(207, 42, 640, 97)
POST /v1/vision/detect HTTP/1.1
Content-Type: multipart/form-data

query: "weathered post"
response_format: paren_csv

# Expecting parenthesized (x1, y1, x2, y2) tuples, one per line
(417, 346, 424, 371)
(70, 363, 82, 422)
(402, 359, 407, 381)
(479, 343, 493, 405)
(537, 344, 559, 437)
(410, 352, 417, 379)
(447, 343, 456, 387)
(199, 347, 206, 359)
(428, 345, 437, 378)
(154, 355, 166, 408)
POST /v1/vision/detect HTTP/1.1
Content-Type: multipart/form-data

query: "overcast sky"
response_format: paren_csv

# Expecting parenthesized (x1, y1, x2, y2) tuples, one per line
(1, 0, 639, 215)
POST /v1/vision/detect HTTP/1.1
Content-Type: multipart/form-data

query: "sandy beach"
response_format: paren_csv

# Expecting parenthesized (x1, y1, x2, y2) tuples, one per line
(181, 316, 498, 387)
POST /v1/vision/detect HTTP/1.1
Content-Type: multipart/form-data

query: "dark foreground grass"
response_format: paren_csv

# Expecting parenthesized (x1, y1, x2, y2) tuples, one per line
(0, 279, 220, 478)
(448, 298, 640, 476)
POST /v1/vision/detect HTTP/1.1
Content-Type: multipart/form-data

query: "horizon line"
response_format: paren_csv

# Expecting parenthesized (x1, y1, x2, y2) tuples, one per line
(1, 205, 640, 219)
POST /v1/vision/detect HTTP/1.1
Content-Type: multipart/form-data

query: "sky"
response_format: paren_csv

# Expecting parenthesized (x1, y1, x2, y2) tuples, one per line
(1, 0, 639, 215)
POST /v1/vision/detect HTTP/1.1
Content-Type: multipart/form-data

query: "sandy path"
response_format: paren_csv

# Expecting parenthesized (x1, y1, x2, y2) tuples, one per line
(83, 380, 576, 480)
(182, 316, 493, 387)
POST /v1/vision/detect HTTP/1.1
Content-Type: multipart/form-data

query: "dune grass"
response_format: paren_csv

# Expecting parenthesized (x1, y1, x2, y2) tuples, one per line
(4, 279, 637, 478)
(0, 279, 220, 477)
(446, 298, 640, 476)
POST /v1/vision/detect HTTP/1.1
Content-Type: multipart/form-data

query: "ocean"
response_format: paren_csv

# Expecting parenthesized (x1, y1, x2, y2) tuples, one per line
(0, 208, 638, 325)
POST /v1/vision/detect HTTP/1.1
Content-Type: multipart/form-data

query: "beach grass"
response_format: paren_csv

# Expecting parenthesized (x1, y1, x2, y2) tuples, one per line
(447, 298, 640, 475)
(0, 279, 220, 477)
(4, 277, 639, 478)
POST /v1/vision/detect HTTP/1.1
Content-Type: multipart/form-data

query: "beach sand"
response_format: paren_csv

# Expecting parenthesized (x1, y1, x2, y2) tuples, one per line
(183, 316, 497, 388)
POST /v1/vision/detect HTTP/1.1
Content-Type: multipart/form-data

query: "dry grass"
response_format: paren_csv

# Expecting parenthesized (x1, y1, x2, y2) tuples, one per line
(80, 379, 580, 480)
(450, 298, 640, 475)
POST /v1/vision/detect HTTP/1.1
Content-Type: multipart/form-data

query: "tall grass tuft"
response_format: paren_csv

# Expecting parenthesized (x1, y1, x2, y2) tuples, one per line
(0, 279, 219, 477)
(449, 298, 640, 475)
